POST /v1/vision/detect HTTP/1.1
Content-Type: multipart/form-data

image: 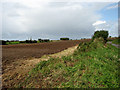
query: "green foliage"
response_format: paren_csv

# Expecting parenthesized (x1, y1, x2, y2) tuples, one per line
(76, 38, 105, 54)
(9, 41, 20, 44)
(60, 38, 69, 40)
(25, 40, 37, 43)
(20, 41, 26, 43)
(5, 41, 20, 45)
(92, 30, 108, 41)
(112, 39, 120, 44)
(38, 39, 50, 42)
(1, 40, 7, 45)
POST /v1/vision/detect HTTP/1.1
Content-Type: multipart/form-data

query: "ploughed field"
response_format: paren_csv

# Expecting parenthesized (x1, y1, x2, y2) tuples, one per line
(2, 40, 90, 72)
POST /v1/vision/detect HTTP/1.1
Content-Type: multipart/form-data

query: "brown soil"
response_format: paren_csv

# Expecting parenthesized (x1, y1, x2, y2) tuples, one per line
(2, 40, 90, 71)
(2, 39, 91, 88)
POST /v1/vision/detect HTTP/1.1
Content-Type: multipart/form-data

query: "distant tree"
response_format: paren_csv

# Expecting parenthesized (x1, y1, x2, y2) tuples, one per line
(25, 40, 37, 43)
(109, 36, 111, 38)
(43, 39, 50, 42)
(32, 40, 37, 43)
(38, 39, 50, 42)
(1, 40, 7, 45)
(0, 40, 2, 45)
(38, 39, 42, 42)
(92, 30, 109, 41)
(20, 41, 26, 43)
(25, 40, 30, 43)
(6, 40, 9, 42)
(60, 38, 69, 40)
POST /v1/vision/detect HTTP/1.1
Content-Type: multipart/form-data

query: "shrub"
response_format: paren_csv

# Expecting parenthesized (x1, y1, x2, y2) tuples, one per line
(43, 39, 50, 42)
(0, 40, 6, 45)
(20, 41, 26, 43)
(38, 39, 42, 42)
(32, 40, 37, 43)
(1, 40, 7, 45)
(0, 40, 2, 45)
(38, 39, 50, 42)
(25, 40, 37, 43)
(92, 30, 108, 42)
(60, 38, 69, 40)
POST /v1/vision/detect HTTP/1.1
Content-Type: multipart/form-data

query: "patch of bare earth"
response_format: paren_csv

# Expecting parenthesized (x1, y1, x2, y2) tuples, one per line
(2, 45, 78, 88)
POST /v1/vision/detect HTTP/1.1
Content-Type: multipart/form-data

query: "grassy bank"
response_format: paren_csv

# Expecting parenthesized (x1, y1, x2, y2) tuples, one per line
(18, 39, 119, 88)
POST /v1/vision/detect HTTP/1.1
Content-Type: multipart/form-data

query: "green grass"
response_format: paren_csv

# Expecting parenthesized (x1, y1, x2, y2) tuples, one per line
(6, 41, 20, 45)
(112, 39, 120, 44)
(17, 39, 119, 88)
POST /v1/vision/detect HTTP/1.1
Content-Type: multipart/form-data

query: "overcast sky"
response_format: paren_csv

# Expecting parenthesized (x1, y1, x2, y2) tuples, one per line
(1, 0, 119, 40)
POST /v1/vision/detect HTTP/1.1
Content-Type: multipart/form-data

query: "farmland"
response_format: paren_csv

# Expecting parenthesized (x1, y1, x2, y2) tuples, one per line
(17, 38, 119, 88)
(2, 39, 92, 88)
(1, 37, 119, 88)
(2, 40, 90, 73)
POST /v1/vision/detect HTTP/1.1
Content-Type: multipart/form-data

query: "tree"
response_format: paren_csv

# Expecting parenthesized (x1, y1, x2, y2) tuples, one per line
(60, 38, 69, 40)
(92, 30, 109, 41)
(109, 36, 111, 38)
(1, 40, 7, 45)
(38, 39, 50, 42)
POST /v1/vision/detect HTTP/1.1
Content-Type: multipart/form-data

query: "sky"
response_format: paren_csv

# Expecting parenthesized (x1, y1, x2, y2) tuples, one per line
(1, 0, 119, 40)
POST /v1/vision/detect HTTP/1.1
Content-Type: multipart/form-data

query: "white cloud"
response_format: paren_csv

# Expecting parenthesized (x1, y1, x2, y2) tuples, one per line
(106, 4, 118, 10)
(93, 21, 118, 37)
(93, 20, 106, 26)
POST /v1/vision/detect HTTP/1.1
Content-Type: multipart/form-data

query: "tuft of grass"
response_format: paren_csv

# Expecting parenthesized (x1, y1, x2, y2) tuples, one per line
(17, 39, 119, 88)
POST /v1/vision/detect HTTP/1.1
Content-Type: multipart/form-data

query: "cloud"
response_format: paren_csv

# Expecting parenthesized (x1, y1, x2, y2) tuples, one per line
(1, 1, 118, 40)
(93, 20, 118, 37)
(106, 4, 118, 10)
(93, 20, 106, 26)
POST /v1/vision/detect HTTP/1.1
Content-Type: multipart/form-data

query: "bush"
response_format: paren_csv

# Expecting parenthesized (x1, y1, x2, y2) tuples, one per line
(0, 40, 7, 45)
(0, 41, 1, 45)
(92, 30, 108, 42)
(20, 41, 26, 43)
(43, 39, 50, 42)
(25, 40, 37, 43)
(38, 39, 50, 42)
(32, 40, 37, 43)
(60, 38, 69, 40)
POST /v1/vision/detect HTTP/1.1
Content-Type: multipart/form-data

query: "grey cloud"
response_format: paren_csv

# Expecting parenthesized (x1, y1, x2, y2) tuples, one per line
(2, 2, 117, 40)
